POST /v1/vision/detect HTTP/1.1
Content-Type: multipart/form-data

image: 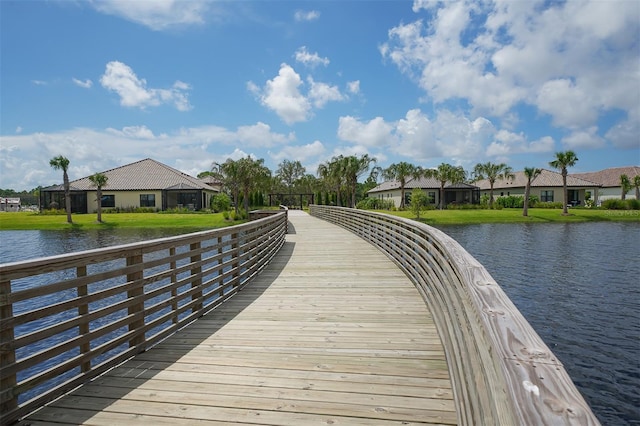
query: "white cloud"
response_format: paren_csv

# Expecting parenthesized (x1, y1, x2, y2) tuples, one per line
(294, 10, 320, 22)
(605, 109, 640, 150)
(0, 123, 295, 191)
(295, 46, 329, 68)
(381, 0, 639, 138)
(562, 127, 605, 150)
(90, 0, 210, 31)
(347, 80, 360, 94)
(250, 63, 347, 125)
(486, 131, 555, 157)
(269, 140, 325, 164)
(252, 63, 310, 125)
(15, 127, 22, 134)
(307, 77, 345, 108)
(100, 61, 192, 111)
(72, 78, 93, 89)
(31, 80, 47, 86)
(338, 116, 396, 148)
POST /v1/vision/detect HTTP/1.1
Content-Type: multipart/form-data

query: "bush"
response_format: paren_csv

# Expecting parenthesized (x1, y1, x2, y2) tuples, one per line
(495, 196, 524, 209)
(534, 201, 564, 209)
(211, 193, 231, 213)
(356, 197, 395, 210)
(40, 208, 67, 215)
(602, 198, 640, 210)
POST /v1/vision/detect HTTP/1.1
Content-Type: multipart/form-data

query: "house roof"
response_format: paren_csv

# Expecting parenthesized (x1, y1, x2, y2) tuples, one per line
(43, 158, 218, 192)
(473, 169, 600, 190)
(572, 166, 640, 188)
(368, 177, 478, 193)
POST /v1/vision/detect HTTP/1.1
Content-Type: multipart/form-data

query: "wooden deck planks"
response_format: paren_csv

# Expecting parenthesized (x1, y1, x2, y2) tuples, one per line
(21, 211, 458, 426)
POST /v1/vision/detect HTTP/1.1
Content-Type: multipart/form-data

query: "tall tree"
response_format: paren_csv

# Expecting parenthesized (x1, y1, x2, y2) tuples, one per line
(423, 163, 466, 210)
(633, 175, 640, 201)
(620, 174, 632, 201)
(549, 150, 579, 215)
(88, 172, 108, 223)
(317, 158, 344, 206)
(276, 160, 306, 202)
(339, 154, 377, 208)
(236, 157, 271, 214)
(49, 155, 72, 224)
(211, 159, 242, 214)
(522, 167, 542, 217)
(472, 162, 515, 209)
(382, 162, 423, 209)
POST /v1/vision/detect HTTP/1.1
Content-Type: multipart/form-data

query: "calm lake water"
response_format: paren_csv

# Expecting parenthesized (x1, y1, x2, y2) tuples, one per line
(1, 222, 639, 424)
(435, 222, 640, 425)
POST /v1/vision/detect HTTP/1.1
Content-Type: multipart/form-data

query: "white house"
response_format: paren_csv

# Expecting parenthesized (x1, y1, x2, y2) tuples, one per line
(41, 158, 219, 213)
(474, 169, 601, 206)
(0, 197, 21, 212)
(368, 176, 480, 208)
(572, 166, 640, 201)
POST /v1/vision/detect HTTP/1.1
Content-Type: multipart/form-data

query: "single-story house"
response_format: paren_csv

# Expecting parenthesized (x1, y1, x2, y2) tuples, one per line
(474, 169, 600, 206)
(40, 158, 219, 213)
(368, 177, 480, 208)
(572, 166, 639, 201)
(0, 197, 21, 212)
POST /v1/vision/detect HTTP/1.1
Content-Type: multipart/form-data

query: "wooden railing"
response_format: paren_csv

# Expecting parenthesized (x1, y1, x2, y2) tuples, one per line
(310, 205, 600, 426)
(0, 212, 287, 425)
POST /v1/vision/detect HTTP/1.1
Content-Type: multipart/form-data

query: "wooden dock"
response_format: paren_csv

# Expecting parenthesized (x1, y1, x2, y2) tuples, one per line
(20, 210, 457, 425)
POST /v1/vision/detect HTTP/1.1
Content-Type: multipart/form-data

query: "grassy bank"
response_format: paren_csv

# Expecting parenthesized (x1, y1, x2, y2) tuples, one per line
(1, 208, 638, 230)
(0, 212, 242, 231)
(383, 208, 640, 225)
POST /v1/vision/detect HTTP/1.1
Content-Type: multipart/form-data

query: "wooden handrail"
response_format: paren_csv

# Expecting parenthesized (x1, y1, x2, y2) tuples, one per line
(0, 212, 287, 425)
(309, 205, 600, 426)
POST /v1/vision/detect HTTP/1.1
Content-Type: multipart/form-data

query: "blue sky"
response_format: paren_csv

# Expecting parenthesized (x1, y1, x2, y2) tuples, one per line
(1, 0, 639, 191)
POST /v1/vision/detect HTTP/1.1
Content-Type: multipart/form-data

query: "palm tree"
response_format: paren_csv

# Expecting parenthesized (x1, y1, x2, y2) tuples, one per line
(522, 167, 542, 217)
(339, 154, 377, 208)
(423, 163, 466, 210)
(212, 157, 271, 215)
(472, 162, 515, 209)
(549, 150, 579, 215)
(382, 162, 423, 209)
(633, 175, 640, 200)
(88, 172, 108, 222)
(620, 174, 632, 201)
(49, 155, 72, 224)
(317, 158, 345, 206)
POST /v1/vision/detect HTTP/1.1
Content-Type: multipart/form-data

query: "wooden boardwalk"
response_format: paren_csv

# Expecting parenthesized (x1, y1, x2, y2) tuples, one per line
(21, 211, 457, 425)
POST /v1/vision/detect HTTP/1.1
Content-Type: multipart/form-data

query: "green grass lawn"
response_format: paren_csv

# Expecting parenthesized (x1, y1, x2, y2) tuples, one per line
(374, 208, 640, 225)
(1, 208, 638, 230)
(0, 211, 242, 230)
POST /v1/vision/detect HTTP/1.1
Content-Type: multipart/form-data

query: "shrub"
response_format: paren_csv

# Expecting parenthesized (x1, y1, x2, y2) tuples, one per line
(211, 193, 231, 213)
(601, 198, 640, 210)
(495, 196, 524, 209)
(356, 197, 395, 210)
(534, 201, 564, 209)
(40, 208, 66, 215)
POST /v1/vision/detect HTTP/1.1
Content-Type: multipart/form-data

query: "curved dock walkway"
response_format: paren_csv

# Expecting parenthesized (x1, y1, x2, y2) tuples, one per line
(21, 211, 457, 425)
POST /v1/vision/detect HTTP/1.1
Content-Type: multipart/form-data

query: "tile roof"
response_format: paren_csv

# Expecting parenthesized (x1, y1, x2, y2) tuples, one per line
(368, 177, 478, 193)
(572, 166, 640, 188)
(473, 169, 600, 190)
(44, 159, 217, 191)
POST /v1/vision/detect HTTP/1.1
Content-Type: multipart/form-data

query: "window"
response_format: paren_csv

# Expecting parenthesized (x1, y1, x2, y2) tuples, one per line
(428, 192, 436, 204)
(140, 194, 156, 207)
(540, 190, 554, 202)
(101, 195, 115, 208)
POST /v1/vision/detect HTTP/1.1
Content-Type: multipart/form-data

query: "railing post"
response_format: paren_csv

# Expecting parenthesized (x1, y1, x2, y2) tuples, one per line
(77, 266, 90, 373)
(190, 242, 203, 314)
(0, 279, 17, 415)
(126, 254, 145, 349)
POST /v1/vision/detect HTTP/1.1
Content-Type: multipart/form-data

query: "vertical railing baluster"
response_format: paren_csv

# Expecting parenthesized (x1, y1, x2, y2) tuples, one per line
(170, 247, 177, 324)
(0, 278, 17, 415)
(126, 253, 145, 349)
(190, 242, 202, 315)
(231, 232, 239, 289)
(77, 266, 90, 373)
(217, 236, 224, 299)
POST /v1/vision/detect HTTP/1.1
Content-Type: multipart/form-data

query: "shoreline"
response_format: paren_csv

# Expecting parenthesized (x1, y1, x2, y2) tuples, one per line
(1, 208, 639, 230)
